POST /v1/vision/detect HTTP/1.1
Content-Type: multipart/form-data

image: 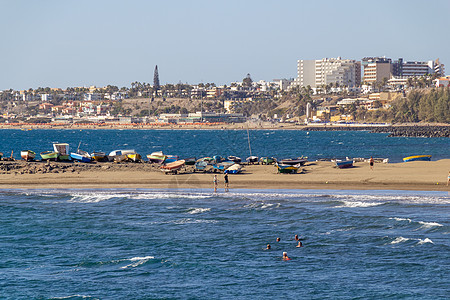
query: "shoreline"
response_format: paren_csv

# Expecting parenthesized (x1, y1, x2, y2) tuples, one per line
(1, 160, 449, 192)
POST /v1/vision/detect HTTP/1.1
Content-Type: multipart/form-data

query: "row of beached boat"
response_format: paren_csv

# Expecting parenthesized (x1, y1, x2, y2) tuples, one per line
(11, 144, 432, 175)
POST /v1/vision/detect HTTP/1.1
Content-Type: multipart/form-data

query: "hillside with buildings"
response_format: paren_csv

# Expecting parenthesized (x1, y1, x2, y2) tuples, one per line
(0, 57, 449, 125)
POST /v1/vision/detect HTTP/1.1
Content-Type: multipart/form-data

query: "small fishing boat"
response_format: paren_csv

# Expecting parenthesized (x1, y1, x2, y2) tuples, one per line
(276, 163, 301, 174)
(280, 157, 308, 166)
(21, 150, 36, 161)
(246, 156, 259, 164)
(160, 160, 185, 174)
(53, 143, 70, 161)
(91, 152, 107, 162)
(403, 155, 432, 162)
(227, 156, 241, 163)
(260, 157, 276, 165)
(335, 159, 354, 169)
(147, 151, 166, 164)
(212, 161, 235, 173)
(194, 160, 209, 172)
(225, 163, 242, 174)
(70, 150, 92, 163)
(197, 157, 215, 164)
(40, 151, 58, 161)
(213, 155, 225, 163)
(126, 153, 142, 162)
(184, 157, 196, 165)
(164, 155, 179, 164)
(108, 150, 136, 162)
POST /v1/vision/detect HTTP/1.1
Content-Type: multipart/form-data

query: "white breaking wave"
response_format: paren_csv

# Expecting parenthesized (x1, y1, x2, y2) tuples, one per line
(417, 238, 434, 244)
(243, 202, 281, 210)
(389, 236, 434, 245)
(120, 256, 155, 269)
(417, 221, 443, 229)
(68, 193, 120, 203)
(335, 200, 383, 208)
(391, 236, 410, 244)
(187, 207, 211, 214)
(390, 217, 444, 230)
(390, 217, 412, 223)
(173, 218, 218, 224)
(50, 295, 98, 300)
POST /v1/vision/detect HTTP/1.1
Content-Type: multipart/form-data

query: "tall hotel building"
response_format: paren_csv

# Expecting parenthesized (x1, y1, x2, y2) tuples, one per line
(296, 57, 361, 88)
(362, 57, 392, 84)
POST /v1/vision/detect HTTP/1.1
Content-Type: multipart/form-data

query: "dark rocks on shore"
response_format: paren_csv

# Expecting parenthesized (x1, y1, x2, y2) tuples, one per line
(303, 125, 449, 138)
(0, 160, 160, 175)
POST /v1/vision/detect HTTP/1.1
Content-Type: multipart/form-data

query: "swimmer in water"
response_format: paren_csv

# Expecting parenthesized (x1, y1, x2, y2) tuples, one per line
(295, 234, 299, 241)
(266, 244, 271, 250)
(276, 237, 281, 242)
(282, 252, 290, 260)
(296, 241, 303, 247)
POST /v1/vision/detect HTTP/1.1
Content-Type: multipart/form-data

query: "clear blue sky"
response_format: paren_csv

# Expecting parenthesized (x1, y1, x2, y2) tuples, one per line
(1, 0, 449, 90)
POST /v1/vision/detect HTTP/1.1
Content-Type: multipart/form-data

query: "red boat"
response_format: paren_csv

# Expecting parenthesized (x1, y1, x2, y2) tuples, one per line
(160, 160, 185, 174)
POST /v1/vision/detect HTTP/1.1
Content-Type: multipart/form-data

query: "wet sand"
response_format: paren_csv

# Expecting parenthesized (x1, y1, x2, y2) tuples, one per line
(0, 159, 448, 191)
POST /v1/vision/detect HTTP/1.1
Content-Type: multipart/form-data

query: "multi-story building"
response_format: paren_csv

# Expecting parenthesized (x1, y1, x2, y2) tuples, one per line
(392, 58, 445, 77)
(362, 57, 392, 85)
(297, 57, 360, 88)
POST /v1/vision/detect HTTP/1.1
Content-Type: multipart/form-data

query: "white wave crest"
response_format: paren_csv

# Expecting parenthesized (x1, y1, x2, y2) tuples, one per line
(187, 207, 211, 214)
(50, 295, 98, 300)
(417, 221, 443, 229)
(389, 236, 434, 245)
(173, 218, 218, 224)
(335, 200, 383, 208)
(391, 236, 410, 244)
(243, 202, 280, 210)
(68, 193, 119, 203)
(389, 217, 412, 223)
(417, 238, 434, 245)
(121, 256, 155, 269)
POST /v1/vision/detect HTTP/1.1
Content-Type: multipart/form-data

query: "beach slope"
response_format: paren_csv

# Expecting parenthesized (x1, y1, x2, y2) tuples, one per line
(0, 159, 448, 191)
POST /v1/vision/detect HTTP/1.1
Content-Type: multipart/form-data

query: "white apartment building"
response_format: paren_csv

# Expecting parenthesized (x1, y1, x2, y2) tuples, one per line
(297, 57, 361, 88)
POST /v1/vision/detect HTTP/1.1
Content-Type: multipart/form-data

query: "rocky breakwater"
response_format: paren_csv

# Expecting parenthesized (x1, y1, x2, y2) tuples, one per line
(370, 125, 450, 138)
(303, 125, 449, 138)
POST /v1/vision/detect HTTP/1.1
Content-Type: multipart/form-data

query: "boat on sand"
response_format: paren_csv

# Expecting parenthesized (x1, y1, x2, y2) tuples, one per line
(160, 160, 185, 174)
(21, 150, 36, 161)
(403, 155, 431, 162)
(40, 151, 58, 161)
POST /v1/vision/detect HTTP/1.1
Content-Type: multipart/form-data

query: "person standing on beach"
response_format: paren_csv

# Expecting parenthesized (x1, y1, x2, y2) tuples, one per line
(224, 172, 229, 192)
(213, 175, 218, 192)
(447, 171, 450, 186)
(369, 156, 374, 170)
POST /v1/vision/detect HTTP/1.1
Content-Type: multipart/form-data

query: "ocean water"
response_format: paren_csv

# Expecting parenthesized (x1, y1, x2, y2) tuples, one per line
(0, 129, 448, 162)
(0, 189, 448, 299)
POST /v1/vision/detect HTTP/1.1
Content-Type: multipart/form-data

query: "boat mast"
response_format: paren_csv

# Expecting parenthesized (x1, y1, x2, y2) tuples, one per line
(247, 124, 252, 157)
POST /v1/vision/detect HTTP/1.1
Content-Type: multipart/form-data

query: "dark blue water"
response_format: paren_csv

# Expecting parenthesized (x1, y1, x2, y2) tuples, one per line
(0, 189, 448, 299)
(0, 129, 448, 162)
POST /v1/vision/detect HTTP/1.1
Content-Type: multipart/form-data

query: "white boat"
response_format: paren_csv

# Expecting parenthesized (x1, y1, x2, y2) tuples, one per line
(108, 149, 136, 162)
(53, 143, 70, 160)
(225, 164, 242, 174)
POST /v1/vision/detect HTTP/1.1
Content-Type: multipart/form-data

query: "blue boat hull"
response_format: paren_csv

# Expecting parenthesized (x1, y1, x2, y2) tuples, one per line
(403, 155, 431, 162)
(70, 153, 91, 163)
(336, 160, 353, 169)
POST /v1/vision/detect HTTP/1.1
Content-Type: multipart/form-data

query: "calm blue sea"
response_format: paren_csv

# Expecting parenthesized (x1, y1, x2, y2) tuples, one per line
(0, 129, 448, 162)
(0, 189, 448, 299)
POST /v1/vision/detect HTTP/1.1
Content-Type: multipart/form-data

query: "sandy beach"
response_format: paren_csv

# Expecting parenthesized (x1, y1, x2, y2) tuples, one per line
(1, 159, 448, 191)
